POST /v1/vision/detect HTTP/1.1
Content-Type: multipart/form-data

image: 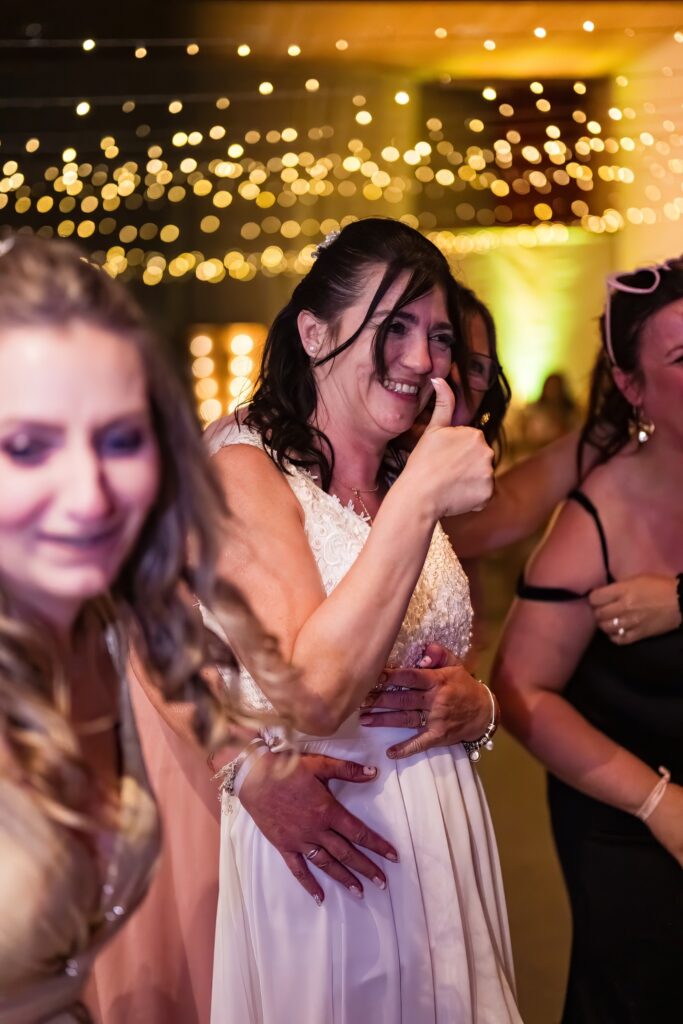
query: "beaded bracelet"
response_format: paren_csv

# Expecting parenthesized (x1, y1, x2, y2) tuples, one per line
(463, 683, 500, 763)
(213, 738, 267, 798)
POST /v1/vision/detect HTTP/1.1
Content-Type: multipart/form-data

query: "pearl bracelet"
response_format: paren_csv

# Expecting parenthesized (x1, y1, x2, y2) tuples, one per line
(462, 682, 499, 763)
(635, 765, 671, 821)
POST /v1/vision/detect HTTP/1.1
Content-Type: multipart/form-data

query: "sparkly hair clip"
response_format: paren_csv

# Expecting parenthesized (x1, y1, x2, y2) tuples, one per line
(0, 236, 15, 259)
(312, 229, 341, 259)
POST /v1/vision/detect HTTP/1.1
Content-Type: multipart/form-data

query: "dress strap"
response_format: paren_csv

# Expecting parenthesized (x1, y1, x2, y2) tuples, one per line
(567, 489, 614, 583)
(516, 577, 587, 602)
(516, 489, 614, 604)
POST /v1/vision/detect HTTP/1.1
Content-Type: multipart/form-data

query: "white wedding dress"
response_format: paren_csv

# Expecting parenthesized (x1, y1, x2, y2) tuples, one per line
(208, 421, 521, 1024)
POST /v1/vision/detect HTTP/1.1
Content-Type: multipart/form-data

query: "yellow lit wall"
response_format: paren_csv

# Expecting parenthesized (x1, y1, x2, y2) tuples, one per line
(450, 226, 610, 403)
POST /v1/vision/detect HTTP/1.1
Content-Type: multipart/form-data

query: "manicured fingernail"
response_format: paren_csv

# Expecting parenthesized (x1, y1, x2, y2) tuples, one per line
(372, 875, 386, 890)
(314, 894, 323, 907)
(363, 765, 377, 776)
(386, 851, 399, 862)
(418, 655, 432, 667)
(360, 714, 373, 725)
(349, 885, 363, 899)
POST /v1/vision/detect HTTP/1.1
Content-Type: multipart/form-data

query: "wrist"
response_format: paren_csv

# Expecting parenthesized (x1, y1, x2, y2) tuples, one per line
(473, 681, 496, 738)
(463, 682, 499, 763)
(634, 766, 671, 822)
(392, 461, 441, 525)
(214, 738, 269, 800)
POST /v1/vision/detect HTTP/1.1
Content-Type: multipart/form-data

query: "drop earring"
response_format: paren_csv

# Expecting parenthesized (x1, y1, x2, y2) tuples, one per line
(632, 406, 655, 445)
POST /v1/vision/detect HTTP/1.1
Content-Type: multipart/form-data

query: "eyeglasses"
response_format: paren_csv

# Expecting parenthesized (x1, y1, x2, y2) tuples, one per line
(466, 351, 502, 392)
(604, 258, 678, 365)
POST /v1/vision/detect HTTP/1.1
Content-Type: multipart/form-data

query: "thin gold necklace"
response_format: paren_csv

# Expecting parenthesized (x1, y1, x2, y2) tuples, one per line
(334, 479, 379, 523)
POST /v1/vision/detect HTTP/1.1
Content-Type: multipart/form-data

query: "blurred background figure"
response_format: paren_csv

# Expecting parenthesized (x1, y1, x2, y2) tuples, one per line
(516, 372, 580, 452)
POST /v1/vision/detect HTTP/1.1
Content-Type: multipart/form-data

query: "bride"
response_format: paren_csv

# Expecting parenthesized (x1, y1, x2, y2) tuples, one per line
(207, 218, 522, 1022)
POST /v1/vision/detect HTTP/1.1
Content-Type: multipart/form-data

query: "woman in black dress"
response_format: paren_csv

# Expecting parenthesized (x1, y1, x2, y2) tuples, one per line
(492, 257, 683, 1022)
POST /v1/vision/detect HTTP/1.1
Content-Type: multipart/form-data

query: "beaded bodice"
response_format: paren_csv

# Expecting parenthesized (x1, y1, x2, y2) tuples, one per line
(205, 420, 473, 720)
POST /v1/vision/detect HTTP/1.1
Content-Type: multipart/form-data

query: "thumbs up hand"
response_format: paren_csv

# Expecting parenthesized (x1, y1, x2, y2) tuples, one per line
(425, 376, 456, 430)
(403, 378, 494, 521)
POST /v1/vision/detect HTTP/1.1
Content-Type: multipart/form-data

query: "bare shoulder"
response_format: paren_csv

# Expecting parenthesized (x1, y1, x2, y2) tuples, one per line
(211, 441, 303, 524)
(524, 484, 611, 594)
(577, 448, 635, 507)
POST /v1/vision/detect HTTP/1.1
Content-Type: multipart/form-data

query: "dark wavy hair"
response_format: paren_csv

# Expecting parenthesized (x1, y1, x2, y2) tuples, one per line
(579, 257, 683, 475)
(456, 285, 511, 463)
(243, 217, 469, 489)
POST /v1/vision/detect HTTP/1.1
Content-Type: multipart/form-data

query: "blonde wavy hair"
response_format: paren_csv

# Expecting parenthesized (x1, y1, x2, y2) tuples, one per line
(0, 235, 291, 829)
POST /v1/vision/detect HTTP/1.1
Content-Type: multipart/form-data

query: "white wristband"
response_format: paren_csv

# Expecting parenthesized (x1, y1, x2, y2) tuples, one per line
(635, 766, 671, 821)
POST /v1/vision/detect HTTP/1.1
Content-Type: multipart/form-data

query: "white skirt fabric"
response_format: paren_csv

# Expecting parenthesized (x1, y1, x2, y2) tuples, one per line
(211, 716, 522, 1024)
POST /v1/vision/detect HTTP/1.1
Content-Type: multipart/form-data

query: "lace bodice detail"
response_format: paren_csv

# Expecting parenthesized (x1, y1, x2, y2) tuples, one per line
(205, 420, 472, 720)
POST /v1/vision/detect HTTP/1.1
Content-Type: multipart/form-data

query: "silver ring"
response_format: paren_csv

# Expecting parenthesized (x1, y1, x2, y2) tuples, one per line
(418, 710, 427, 728)
(304, 846, 320, 861)
(617, 626, 626, 637)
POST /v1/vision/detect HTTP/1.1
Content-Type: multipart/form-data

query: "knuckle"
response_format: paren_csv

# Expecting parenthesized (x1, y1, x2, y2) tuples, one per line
(352, 828, 370, 846)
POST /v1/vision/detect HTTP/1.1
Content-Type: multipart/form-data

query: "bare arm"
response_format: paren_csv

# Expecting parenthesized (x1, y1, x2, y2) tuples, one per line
(444, 428, 598, 557)
(214, 390, 493, 735)
(491, 499, 661, 815)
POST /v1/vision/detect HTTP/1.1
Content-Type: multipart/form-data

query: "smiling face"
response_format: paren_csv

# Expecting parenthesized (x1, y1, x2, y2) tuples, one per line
(0, 321, 160, 629)
(311, 267, 455, 445)
(635, 297, 683, 446)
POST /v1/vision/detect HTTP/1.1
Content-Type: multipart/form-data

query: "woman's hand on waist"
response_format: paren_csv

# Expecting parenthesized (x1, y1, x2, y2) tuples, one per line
(239, 750, 398, 905)
(359, 641, 492, 759)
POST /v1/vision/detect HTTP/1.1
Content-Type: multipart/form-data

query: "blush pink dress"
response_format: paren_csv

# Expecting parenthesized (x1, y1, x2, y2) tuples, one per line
(86, 660, 220, 1024)
(0, 628, 159, 1024)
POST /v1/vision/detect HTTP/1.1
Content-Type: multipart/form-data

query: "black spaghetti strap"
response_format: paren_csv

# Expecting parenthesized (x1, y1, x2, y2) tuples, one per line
(567, 489, 614, 583)
(516, 489, 615, 603)
(516, 575, 587, 602)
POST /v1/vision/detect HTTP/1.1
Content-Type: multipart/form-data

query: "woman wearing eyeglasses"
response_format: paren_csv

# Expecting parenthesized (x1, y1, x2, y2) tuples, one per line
(492, 258, 683, 1022)
(439, 286, 681, 645)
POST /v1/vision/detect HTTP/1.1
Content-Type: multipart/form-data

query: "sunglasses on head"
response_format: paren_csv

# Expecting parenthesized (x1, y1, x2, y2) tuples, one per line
(604, 258, 680, 365)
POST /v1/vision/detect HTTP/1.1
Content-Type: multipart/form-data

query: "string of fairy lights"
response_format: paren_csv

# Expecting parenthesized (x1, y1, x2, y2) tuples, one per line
(0, 19, 681, 290)
(2, 14, 679, 423)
